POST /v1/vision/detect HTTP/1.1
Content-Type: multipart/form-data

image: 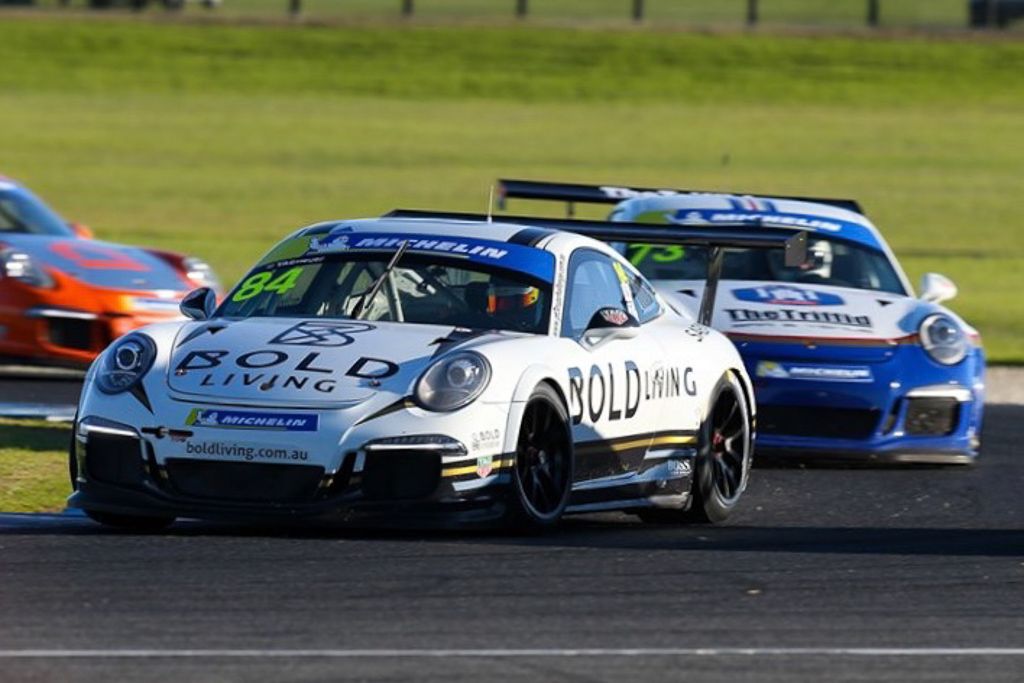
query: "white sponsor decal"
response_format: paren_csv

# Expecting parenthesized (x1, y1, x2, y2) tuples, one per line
(726, 308, 872, 329)
(756, 361, 873, 382)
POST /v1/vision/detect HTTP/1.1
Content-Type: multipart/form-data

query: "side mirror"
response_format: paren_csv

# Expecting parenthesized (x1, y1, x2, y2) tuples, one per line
(69, 222, 94, 239)
(582, 307, 640, 345)
(180, 287, 217, 321)
(920, 273, 957, 304)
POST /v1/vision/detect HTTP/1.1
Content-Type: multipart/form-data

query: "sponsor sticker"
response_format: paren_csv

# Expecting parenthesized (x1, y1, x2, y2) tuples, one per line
(599, 308, 630, 326)
(725, 308, 871, 329)
(667, 459, 692, 477)
(270, 320, 374, 347)
(668, 209, 846, 233)
(476, 455, 494, 478)
(306, 231, 557, 283)
(183, 439, 311, 463)
(756, 361, 873, 382)
(186, 408, 319, 432)
(733, 286, 844, 307)
(471, 429, 501, 452)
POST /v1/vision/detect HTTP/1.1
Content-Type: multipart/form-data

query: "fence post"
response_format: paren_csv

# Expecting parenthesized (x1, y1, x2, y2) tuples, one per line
(288, 0, 301, 18)
(866, 0, 880, 27)
(516, 0, 528, 18)
(402, 0, 414, 17)
(632, 0, 644, 22)
(747, 0, 758, 26)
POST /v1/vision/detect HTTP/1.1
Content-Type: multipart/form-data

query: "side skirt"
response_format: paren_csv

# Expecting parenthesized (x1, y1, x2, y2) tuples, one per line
(566, 447, 695, 513)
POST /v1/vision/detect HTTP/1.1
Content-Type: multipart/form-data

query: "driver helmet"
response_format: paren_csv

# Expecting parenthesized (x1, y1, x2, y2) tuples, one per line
(488, 284, 540, 316)
(769, 238, 833, 280)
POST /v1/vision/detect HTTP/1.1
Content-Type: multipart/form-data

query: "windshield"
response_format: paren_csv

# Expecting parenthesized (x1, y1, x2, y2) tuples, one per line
(0, 188, 74, 237)
(218, 253, 552, 334)
(620, 237, 906, 295)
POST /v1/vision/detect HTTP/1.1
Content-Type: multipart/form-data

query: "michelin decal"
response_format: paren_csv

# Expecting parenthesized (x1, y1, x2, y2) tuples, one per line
(186, 408, 319, 432)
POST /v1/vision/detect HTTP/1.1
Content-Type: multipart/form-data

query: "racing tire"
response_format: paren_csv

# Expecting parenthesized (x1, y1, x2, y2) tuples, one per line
(84, 510, 175, 532)
(638, 373, 752, 525)
(503, 383, 573, 531)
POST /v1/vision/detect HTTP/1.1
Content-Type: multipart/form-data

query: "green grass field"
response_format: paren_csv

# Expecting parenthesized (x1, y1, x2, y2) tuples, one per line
(0, 15, 1020, 511)
(0, 16, 1021, 365)
(0, 420, 71, 512)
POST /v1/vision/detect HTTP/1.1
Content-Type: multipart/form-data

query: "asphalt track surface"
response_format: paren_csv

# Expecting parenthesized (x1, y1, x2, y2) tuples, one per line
(0, 375, 1022, 682)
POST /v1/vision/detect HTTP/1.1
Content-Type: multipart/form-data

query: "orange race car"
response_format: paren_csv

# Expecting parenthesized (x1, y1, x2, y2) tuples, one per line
(0, 176, 221, 367)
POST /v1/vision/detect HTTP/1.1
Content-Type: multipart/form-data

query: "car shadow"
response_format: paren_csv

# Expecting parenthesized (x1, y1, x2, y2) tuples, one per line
(2, 511, 1020, 559)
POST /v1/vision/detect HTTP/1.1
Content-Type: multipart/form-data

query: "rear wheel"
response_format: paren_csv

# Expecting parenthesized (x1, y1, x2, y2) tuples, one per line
(504, 384, 573, 530)
(638, 373, 752, 525)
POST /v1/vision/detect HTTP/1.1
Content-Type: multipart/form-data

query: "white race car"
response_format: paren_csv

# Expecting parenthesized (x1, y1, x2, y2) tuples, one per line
(69, 212, 804, 530)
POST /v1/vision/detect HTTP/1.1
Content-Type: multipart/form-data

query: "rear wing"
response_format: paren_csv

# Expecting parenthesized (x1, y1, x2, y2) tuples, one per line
(496, 178, 864, 216)
(384, 208, 808, 327)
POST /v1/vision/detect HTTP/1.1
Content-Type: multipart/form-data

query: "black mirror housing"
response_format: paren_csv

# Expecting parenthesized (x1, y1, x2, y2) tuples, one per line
(180, 287, 217, 321)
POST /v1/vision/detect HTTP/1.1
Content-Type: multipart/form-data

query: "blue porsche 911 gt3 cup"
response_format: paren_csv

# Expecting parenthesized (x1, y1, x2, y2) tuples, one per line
(497, 179, 984, 464)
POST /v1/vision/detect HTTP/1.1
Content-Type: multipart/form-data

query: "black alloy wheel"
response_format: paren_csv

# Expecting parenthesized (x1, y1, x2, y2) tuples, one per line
(507, 384, 573, 529)
(637, 373, 751, 525)
(686, 375, 751, 523)
(707, 385, 747, 502)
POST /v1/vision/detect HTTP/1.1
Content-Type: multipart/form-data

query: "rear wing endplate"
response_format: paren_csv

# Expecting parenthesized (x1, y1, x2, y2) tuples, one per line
(496, 178, 864, 216)
(384, 209, 808, 327)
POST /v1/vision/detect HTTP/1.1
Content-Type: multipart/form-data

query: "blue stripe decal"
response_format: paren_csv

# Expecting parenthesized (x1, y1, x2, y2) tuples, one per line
(666, 209, 881, 249)
(306, 231, 556, 283)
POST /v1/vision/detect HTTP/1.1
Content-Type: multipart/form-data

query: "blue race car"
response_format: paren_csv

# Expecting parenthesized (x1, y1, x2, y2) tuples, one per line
(496, 179, 985, 464)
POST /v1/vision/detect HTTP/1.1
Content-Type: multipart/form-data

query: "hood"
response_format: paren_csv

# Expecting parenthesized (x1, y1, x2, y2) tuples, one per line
(0, 233, 189, 291)
(166, 317, 493, 407)
(657, 280, 920, 343)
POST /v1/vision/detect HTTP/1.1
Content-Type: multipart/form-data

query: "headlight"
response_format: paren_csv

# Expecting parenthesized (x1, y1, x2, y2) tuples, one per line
(0, 249, 54, 288)
(96, 333, 157, 394)
(415, 351, 492, 412)
(183, 256, 221, 291)
(919, 314, 967, 365)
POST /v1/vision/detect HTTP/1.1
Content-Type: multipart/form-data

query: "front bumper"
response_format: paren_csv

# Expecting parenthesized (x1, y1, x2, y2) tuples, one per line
(68, 417, 517, 528)
(737, 342, 985, 463)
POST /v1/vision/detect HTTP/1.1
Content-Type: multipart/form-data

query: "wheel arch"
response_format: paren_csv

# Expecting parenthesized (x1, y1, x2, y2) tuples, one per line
(502, 365, 570, 456)
(728, 367, 756, 423)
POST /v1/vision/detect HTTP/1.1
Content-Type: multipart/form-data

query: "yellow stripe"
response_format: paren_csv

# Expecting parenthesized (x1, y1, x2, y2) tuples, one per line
(576, 434, 696, 455)
(441, 435, 696, 477)
(441, 458, 514, 478)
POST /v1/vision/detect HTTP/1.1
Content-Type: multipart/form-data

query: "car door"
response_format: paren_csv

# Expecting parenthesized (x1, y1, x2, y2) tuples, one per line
(560, 248, 668, 483)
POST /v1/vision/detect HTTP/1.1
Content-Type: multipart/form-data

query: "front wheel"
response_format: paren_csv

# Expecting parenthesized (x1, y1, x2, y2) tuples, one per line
(504, 384, 573, 530)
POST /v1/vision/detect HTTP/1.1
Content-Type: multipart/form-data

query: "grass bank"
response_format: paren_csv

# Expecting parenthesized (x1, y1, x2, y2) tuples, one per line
(0, 17, 1021, 358)
(0, 420, 70, 513)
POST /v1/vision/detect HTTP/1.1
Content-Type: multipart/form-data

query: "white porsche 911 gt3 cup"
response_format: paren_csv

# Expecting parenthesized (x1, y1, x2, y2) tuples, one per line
(69, 212, 805, 530)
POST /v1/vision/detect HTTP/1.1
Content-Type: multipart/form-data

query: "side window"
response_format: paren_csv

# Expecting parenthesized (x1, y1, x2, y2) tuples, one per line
(628, 270, 663, 324)
(561, 250, 630, 339)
